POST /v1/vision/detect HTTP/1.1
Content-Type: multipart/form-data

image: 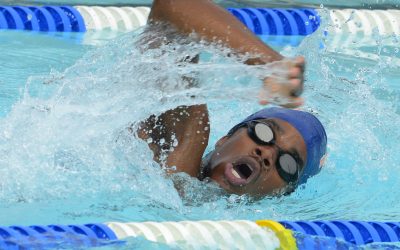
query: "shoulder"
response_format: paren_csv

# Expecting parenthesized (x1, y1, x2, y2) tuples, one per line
(137, 104, 210, 176)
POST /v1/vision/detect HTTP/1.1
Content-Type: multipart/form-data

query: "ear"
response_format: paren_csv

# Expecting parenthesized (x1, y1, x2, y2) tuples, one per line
(319, 154, 328, 169)
(215, 135, 229, 148)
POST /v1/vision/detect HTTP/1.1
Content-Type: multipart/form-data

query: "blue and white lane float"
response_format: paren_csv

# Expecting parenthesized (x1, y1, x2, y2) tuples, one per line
(2, 6, 400, 36)
(1, 220, 400, 249)
(0, 6, 318, 46)
(0, 6, 319, 35)
(2, 6, 400, 47)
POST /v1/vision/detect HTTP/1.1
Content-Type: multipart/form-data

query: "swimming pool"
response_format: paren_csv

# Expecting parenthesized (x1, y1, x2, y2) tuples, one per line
(0, 3, 400, 250)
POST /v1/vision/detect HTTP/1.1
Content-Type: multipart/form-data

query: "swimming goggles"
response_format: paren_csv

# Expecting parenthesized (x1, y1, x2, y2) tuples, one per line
(244, 121, 301, 184)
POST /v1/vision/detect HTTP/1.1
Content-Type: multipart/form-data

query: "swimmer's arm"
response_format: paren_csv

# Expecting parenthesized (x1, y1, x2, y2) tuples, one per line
(149, 0, 282, 65)
(150, 0, 305, 108)
(136, 104, 210, 177)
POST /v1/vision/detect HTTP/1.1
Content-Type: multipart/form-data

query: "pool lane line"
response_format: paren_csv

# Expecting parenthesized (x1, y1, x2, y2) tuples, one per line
(0, 6, 320, 36)
(1, 220, 400, 249)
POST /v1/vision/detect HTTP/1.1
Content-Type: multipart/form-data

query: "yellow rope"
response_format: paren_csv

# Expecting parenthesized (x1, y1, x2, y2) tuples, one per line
(256, 220, 297, 250)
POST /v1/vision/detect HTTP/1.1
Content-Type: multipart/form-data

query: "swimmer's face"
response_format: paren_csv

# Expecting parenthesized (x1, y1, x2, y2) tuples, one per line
(207, 118, 307, 196)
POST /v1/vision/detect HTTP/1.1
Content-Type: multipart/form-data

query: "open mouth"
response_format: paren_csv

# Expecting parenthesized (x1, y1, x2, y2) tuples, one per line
(224, 157, 260, 186)
(231, 163, 253, 180)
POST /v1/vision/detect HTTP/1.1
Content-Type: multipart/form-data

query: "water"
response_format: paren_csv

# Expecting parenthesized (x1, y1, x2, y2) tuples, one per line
(0, 14, 399, 249)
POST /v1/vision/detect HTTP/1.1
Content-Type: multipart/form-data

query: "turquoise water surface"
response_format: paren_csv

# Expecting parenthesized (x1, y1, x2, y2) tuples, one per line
(0, 13, 399, 249)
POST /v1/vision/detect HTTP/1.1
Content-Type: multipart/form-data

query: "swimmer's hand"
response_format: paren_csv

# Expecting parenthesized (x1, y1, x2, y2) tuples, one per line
(258, 56, 305, 108)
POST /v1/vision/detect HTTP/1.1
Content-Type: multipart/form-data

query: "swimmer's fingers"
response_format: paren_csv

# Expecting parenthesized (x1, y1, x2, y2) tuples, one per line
(258, 56, 306, 107)
(293, 56, 305, 73)
(259, 79, 304, 108)
(288, 56, 305, 97)
(258, 91, 304, 108)
(265, 56, 305, 97)
(263, 76, 301, 99)
(289, 77, 304, 97)
(280, 97, 304, 108)
(258, 92, 270, 105)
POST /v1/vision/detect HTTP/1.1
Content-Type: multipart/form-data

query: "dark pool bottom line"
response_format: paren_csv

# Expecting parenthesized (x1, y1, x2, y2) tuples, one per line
(1, 220, 400, 249)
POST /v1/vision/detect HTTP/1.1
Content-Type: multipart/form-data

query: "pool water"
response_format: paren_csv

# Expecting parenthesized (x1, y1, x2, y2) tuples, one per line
(0, 11, 400, 249)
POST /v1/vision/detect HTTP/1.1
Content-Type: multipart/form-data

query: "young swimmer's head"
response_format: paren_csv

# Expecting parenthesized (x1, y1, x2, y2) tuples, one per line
(201, 107, 327, 196)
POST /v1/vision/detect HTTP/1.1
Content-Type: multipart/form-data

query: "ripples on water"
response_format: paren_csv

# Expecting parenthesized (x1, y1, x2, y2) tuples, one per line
(0, 20, 399, 232)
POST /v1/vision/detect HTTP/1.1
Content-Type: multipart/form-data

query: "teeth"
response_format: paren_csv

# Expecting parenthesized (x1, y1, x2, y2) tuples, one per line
(231, 168, 241, 179)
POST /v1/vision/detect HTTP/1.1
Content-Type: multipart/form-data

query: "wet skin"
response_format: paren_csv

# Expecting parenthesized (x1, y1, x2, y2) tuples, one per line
(206, 118, 307, 196)
(136, 0, 308, 197)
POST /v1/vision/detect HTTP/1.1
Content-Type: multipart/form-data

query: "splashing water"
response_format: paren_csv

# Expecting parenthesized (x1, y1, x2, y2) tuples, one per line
(0, 17, 399, 233)
(0, 27, 281, 225)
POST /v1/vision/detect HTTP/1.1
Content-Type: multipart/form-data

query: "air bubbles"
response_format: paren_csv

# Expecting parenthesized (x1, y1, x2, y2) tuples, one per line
(172, 138, 178, 147)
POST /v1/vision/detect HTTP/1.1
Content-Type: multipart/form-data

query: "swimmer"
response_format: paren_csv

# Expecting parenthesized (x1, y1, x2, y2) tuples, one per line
(136, 0, 327, 196)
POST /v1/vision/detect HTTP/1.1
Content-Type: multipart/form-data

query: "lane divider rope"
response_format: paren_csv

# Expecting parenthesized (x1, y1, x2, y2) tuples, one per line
(1, 220, 400, 249)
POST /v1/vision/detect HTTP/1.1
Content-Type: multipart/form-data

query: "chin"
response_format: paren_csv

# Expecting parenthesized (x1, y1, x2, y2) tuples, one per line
(208, 172, 246, 195)
(209, 170, 287, 197)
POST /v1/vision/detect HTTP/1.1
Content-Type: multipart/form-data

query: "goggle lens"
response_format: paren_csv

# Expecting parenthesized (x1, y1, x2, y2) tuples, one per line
(254, 123, 274, 143)
(279, 153, 298, 175)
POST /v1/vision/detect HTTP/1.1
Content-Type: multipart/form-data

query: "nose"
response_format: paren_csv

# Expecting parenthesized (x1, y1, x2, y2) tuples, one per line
(253, 145, 277, 168)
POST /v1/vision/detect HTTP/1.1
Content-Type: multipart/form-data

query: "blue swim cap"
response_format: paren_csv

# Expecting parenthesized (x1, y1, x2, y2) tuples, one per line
(228, 107, 327, 185)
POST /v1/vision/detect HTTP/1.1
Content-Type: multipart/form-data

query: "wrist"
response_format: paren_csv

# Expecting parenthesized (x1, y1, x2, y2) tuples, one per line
(244, 52, 283, 65)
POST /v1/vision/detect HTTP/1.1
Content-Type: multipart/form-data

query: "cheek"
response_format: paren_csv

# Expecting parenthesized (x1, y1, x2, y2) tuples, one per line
(280, 133, 299, 146)
(212, 135, 252, 162)
(215, 143, 242, 158)
(254, 170, 287, 194)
